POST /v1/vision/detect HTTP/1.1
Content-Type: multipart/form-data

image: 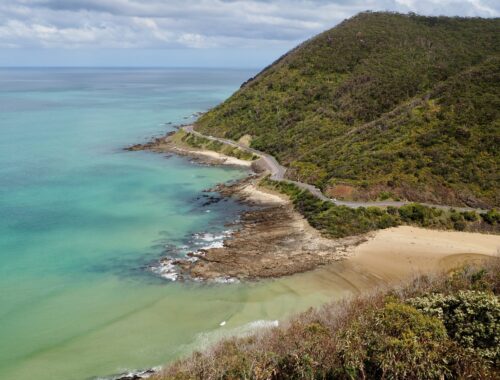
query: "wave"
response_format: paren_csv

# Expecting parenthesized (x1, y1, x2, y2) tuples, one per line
(150, 229, 234, 281)
(188, 319, 280, 354)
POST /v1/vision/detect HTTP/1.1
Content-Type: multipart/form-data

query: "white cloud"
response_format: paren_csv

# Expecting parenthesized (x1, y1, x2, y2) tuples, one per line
(177, 33, 216, 48)
(0, 0, 497, 50)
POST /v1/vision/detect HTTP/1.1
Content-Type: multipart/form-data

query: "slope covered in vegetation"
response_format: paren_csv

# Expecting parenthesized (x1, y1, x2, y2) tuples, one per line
(157, 260, 500, 379)
(196, 12, 500, 208)
(261, 178, 500, 238)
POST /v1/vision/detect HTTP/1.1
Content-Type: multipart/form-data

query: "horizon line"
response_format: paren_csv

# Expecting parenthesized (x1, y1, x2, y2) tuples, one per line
(0, 66, 262, 70)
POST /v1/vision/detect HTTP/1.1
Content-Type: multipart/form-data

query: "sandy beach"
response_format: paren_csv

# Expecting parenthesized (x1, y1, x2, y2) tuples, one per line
(349, 226, 499, 282)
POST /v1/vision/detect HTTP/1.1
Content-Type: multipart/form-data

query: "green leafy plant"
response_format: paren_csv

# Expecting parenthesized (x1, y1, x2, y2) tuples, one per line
(408, 291, 500, 363)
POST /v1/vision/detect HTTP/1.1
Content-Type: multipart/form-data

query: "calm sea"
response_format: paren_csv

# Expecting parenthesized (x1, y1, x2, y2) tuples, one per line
(0, 68, 353, 380)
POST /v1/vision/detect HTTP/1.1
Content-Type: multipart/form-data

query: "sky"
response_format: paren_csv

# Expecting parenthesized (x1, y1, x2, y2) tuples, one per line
(0, 0, 498, 68)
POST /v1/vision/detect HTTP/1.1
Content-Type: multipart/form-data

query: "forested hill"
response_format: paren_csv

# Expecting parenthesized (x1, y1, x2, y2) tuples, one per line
(196, 12, 500, 208)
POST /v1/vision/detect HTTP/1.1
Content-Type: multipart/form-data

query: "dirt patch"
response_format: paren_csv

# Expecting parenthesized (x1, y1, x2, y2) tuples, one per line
(326, 184, 355, 199)
(238, 134, 252, 147)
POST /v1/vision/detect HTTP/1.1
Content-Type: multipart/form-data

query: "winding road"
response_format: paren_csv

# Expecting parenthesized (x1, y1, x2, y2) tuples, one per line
(183, 125, 487, 213)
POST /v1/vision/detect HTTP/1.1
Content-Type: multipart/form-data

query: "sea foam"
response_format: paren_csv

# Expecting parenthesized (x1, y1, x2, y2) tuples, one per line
(150, 229, 234, 281)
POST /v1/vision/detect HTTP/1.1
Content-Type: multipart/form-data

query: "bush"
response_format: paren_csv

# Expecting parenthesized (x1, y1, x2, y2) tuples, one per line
(453, 220, 466, 231)
(378, 191, 394, 200)
(450, 212, 463, 222)
(408, 290, 500, 363)
(387, 205, 398, 215)
(369, 302, 451, 379)
(482, 209, 500, 225)
(399, 203, 431, 223)
(462, 210, 479, 221)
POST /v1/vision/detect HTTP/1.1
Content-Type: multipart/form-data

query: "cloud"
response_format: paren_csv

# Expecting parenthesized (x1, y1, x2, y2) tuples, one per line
(0, 0, 498, 50)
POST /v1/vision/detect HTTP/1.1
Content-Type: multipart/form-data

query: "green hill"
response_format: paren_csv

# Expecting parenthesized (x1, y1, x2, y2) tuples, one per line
(196, 12, 500, 208)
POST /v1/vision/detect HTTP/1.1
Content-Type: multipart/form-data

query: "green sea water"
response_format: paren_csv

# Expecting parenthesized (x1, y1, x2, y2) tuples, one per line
(0, 68, 358, 380)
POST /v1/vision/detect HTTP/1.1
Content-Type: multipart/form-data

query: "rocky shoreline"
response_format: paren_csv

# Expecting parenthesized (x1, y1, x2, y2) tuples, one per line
(173, 177, 366, 281)
(127, 131, 366, 282)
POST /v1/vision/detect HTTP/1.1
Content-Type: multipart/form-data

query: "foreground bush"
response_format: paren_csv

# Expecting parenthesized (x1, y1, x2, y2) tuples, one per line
(338, 302, 452, 379)
(409, 290, 500, 363)
(157, 260, 500, 379)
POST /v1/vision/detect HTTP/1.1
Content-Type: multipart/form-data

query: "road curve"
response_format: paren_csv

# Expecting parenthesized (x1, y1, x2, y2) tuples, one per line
(183, 125, 487, 213)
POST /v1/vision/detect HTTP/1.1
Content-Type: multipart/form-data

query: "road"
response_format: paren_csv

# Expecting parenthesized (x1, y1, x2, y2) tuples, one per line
(183, 125, 487, 213)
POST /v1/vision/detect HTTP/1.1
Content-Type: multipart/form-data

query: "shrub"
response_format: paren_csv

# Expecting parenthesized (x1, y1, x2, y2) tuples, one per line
(399, 203, 431, 223)
(378, 191, 394, 200)
(371, 302, 451, 379)
(386, 205, 398, 215)
(339, 301, 458, 379)
(453, 220, 467, 231)
(450, 212, 463, 222)
(408, 290, 500, 363)
(482, 209, 500, 225)
(462, 210, 479, 222)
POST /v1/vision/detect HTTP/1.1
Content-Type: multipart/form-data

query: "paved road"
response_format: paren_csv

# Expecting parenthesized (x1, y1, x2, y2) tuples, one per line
(183, 125, 487, 213)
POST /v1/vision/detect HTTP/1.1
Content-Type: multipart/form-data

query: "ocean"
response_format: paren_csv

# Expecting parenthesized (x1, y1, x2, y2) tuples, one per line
(0, 68, 353, 380)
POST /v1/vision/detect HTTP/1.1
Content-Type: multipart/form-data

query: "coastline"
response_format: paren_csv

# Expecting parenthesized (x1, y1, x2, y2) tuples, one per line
(127, 129, 500, 283)
(174, 177, 366, 281)
(128, 133, 368, 281)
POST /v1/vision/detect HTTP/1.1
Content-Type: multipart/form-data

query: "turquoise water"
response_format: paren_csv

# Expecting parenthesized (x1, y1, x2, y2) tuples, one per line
(0, 69, 356, 380)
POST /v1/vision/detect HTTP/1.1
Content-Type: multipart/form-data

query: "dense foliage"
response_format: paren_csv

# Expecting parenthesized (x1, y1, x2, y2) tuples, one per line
(261, 177, 499, 238)
(196, 12, 500, 208)
(158, 261, 500, 379)
(409, 290, 500, 363)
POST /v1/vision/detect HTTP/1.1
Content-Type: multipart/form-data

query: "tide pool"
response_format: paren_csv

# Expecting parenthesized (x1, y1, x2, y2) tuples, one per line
(0, 68, 357, 380)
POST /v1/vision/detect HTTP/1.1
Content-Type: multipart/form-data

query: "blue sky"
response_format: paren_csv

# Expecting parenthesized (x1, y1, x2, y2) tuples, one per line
(0, 0, 498, 68)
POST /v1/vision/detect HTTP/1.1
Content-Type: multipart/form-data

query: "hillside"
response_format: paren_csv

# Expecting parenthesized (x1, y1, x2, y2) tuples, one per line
(196, 12, 500, 208)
